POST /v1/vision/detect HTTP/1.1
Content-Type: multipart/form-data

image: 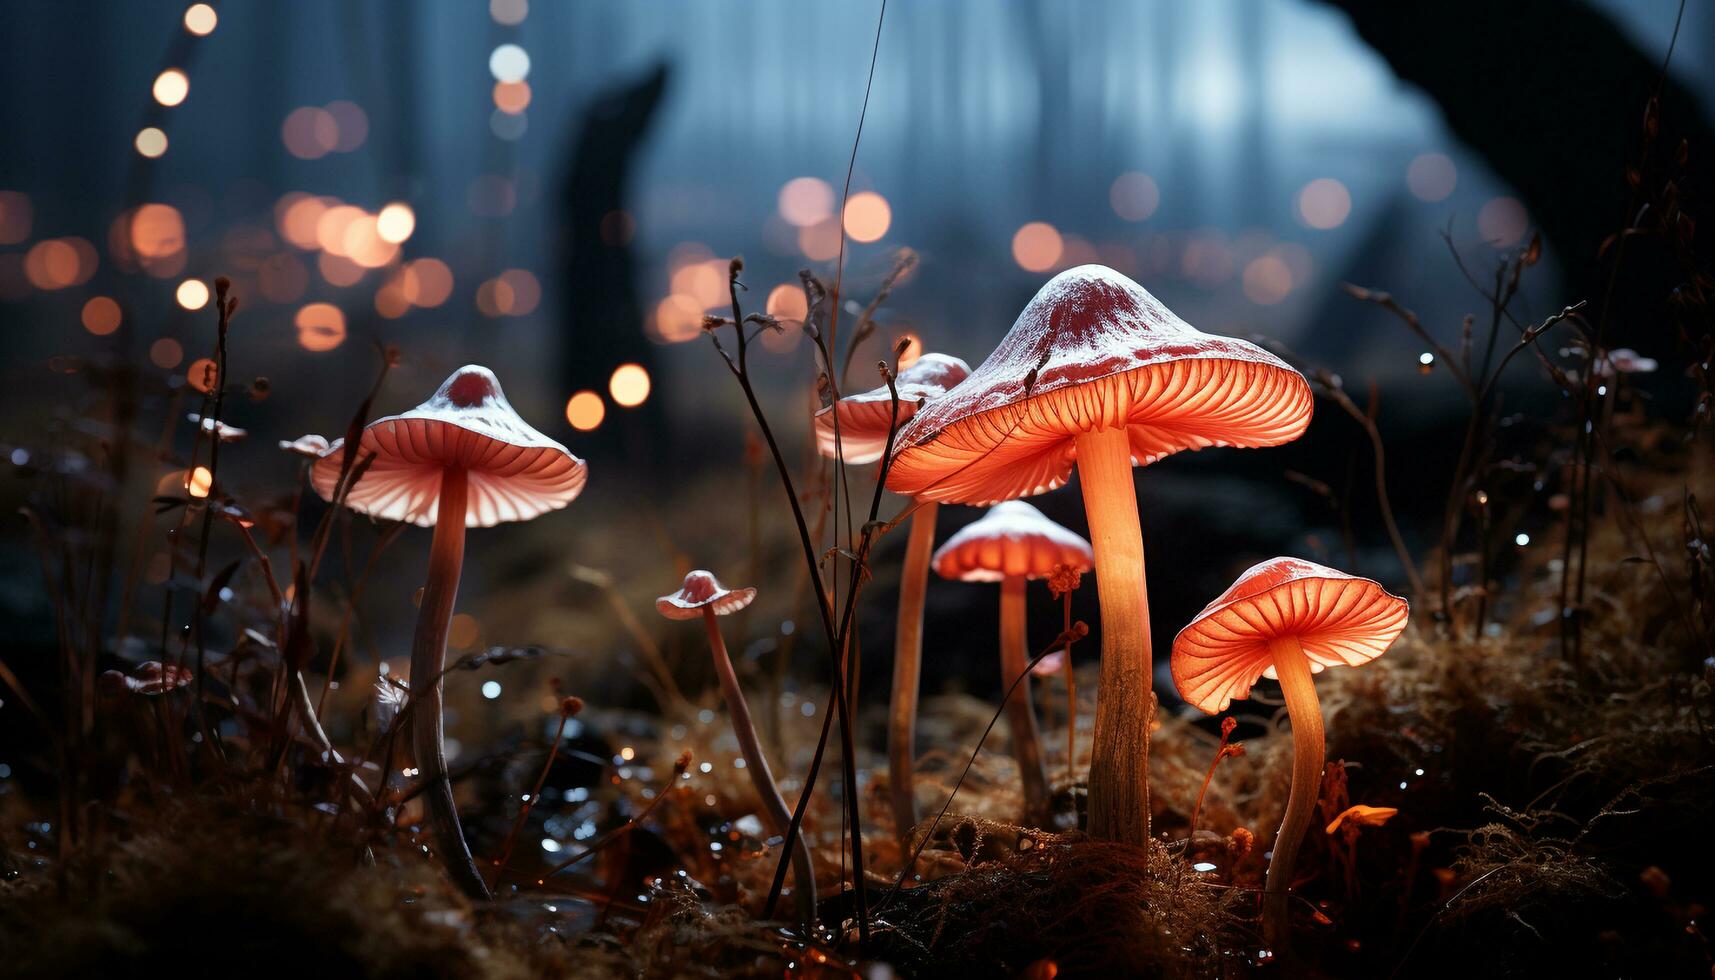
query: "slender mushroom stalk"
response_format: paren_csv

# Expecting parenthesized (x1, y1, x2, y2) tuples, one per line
(998, 574, 1049, 819)
(410, 466, 485, 898)
(1074, 424, 1152, 843)
(931, 500, 1092, 824)
(1045, 564, 1083, 789)
(311, 365, 588, 900)
(1171, 557, 1407, 955)
(887, 266, 1313, 849)
(888, 497, 938, 837)
(1264, 634, 1325, 949)
(659, 571, 816, 929)
(813, 352, 969, 841)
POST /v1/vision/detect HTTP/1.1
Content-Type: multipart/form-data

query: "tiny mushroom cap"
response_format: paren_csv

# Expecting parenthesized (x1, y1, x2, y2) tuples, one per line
(886, 265, 1313, 505)
(932, 500, 1095, 583)
(311, 365, 587, 528)
(813, 352, 970, 464)
(1171, 557, 1409, 713)
(656, 570, 758, 620)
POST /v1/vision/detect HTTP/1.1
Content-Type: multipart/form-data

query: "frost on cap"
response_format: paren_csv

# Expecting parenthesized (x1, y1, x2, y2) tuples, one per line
(655, 570, 757, 620)
(886, 265, 1312, 506)
(312, 365, 587, 528)
(1171, 557, 1408, 714)
(813, 353, 970, 465)
(932, 500, 1094, 583)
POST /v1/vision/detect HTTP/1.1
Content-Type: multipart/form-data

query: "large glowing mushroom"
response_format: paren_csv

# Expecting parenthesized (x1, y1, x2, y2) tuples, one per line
(657, 570, 816, 928)
(887, 265, 1312, 846)
(812, 351, 969, 838)
(1171, 557, 1407, 949)
(931, 500, 1092, 822)
(313, 365, 586, 899)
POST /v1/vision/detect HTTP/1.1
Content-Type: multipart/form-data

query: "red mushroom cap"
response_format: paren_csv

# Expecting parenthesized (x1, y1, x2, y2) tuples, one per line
(311, 365, 587, 528)
(655, 569, 757, 620)
(931, 500, 1095, 583)
(813, 353, 970, 464)
(885, 265, 1312, 505)
(1171, 557, 1408, 714)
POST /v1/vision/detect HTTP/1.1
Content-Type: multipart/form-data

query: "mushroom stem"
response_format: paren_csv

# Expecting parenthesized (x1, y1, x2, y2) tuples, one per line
(1074, 424, 1152, 847)
(1264, 634, 1326, 952)
(702, 608, 817, 928)
(1061, 589, 1076, 790)
(1000, 575, 1050, 822)
(409, 466, 490, 900)
(888, 498, 937, 840)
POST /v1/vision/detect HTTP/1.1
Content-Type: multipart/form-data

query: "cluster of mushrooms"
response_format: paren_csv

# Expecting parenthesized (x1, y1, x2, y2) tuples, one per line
(304, 264, 1408, 951)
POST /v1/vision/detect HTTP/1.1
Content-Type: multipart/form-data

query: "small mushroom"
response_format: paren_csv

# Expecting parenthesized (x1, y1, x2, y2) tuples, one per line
(932, 501, 1092, 823)
(812, 351, 970, 838)
(888, 265, 1312, 846)
(657, 570, 817, 928)
(313, 365, 587, 899)
(1171, 557, 1407, 950)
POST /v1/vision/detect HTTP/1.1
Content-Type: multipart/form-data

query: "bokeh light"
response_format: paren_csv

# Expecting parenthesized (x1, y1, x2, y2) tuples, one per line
(1012, 222, 1064, 272)
(376, 202, 416, 243)
(609, 363, 651, 407)
(765, 283, 808, 323)
(1406, 153, 1457, 202)
(176, 278, 209, 310)
(653, 294, 704, 343)
(152, 69, 189, 107)
(149, 338, 184, 369)
(490, 0, 528, 25)
(326, 101, 369, 153)
(0, 191, 31, 244)
(493, 81, 531, 114)
(185, 357, 219, 394)
(1241, 254, 1293, 305)
(797, 218, 842, 262)
(1296, 178, 1351, 230)
(778, 177, 835, 228)
(183, 3, 217, 35)
(185, 466, 213, 498)
(1109, 172, 1160, 222)
(295, 303, 347, 352)
(401, 258, 453, 307)
(489, 44, 531, 83)
(565, 390, 605, 431)
(283, 107, 340, 160)
(129, 203, 186, 260)
(1477, 196, 1528, 246)
(135, 127, 168, 158)
(81, 296, 122, 335)
(842, 191, 891, 243)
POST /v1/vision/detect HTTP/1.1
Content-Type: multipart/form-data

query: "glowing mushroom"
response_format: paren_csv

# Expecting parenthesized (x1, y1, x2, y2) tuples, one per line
(1171, 557, 1407, 948)
(931, 500, 1092, 823)
(313, 365, 586, 899)
(812, 351, 970, 838)
(657, 570, 816, 927)
(887, 265, 1312, 846)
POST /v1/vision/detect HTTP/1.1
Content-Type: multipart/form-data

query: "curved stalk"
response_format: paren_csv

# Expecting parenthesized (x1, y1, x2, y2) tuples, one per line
(1074, 425, 1151, 846)
(888, 498, 937, 839)
(703, 609, 817, 928)
(1263, 635, 1326, 952)
(410, 467, 489, 900)
(1000, 575, 1049, 822)
(1061, 589, 1076, 790)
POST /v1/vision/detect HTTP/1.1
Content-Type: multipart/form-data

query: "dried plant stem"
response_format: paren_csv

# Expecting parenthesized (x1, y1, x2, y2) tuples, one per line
(888, 498, 936, 839)
(999, 576, 1049, 823)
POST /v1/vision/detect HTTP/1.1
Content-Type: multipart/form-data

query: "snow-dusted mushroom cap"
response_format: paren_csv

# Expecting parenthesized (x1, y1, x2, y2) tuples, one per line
(311, 365, 587, 528)
(886, 265, 1312, 505)
(813, 353, 971, 465)
(931, 500, 1095, 583)
(1171, 557, 1408, 714)
(280, 433, 330, 458)
(656, 570, 757, 620)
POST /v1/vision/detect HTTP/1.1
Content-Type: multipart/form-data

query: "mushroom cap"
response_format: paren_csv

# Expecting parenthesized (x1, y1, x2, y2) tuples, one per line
(813, 353, 971, 464)
(656, 569, 757, 620)
(931, 500, 1095, 583)
(1170, 557, 1409, 714)
(885, 265, 1312, 505)
(311, 365, 587, 528)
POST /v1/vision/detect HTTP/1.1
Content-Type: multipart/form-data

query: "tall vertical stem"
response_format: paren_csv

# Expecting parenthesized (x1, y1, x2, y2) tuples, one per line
(703, 609, 817, 927)
(1062, 590, 1076, 789)
(1075, 426, 1151, 847)
(1263, 635, 1326, 953)
(410, 467, 489, 900)
(888, 499, 937, 839)
(999, 575, 1049, 822)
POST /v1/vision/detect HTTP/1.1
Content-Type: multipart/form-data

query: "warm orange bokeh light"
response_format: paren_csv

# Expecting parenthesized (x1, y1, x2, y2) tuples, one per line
(317, 252, 364, 287)
(186, 466, 213, 498)
(1011, 222, 1064, 272)
(149, 338, 184, 369)
(183, 3, 217, 35)
(153, 69, 189, 107)
(1296, 178, 1351, 230)
(493, 80, 531, 114)
(653, 294, 704, 343)
(283, 106, 340, 160)
(1241, 255, 1293, 305)
(130, 204, 186, 260)
(401, 258, 453, 307)
(895, 332, 923, 369)
(185, 357, 219, 394)
(778, 177, 835, 228)
(842, 191, 891, 243)
(376, 202, 415, 244)
(0, 191, 31, 245)
(82, 296, 122, 335)
(276, 194, 329, 250)
(1477, 196, 1528, 247)
(798, 218, 841, 262)
(135, 127, 168, 159)
(671, 260, 726, 310)
(24, 239, 81, 289)
(176, 278, 210, 310)
(765, 283, 808, 322)
(608, 363, 651, 407)
(499, 269, 540, 315)
(295, 303, 347, 352)
(565, 390, 605, 431)
(1406, 153, 1457, 203)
